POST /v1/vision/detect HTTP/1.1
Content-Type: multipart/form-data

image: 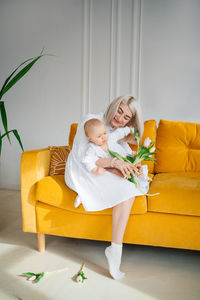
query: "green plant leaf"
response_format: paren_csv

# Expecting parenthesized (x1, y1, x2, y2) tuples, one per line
(0, 130, 2, 155)
(0, 57, 36, 100)
(0, 101, 11, 143)
(13, 129, 24, 151)
(1, 129, 15, 139)
(0, 55, 43, 99)
(0, 129, 24, 153)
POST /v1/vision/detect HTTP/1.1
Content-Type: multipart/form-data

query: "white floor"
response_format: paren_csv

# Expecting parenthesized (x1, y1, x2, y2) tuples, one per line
(0, 189, 200, 300)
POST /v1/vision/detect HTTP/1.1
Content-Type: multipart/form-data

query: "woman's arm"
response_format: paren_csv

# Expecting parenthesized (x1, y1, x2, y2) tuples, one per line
(96, 157, 138, 178)
(95, 157, 114, 168)
(109, 126, 131, 143)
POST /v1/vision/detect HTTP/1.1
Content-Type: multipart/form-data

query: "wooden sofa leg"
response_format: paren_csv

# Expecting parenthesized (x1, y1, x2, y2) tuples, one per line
(38, 233, 45, 252)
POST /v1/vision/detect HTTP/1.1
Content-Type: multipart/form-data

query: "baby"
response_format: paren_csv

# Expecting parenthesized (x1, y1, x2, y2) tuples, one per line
(82, 118, 133, 175)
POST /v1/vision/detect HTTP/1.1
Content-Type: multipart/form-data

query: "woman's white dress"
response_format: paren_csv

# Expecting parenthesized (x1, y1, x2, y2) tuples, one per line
(65, 113, 149, 211)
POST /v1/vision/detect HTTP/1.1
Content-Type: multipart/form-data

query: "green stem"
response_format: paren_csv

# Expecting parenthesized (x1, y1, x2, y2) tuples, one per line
(80, 262, 85, 273)
(45, 267, 69, 277)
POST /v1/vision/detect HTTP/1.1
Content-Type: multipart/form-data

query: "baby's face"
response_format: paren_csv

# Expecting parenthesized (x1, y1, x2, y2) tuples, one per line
(88, 123, 108, 146)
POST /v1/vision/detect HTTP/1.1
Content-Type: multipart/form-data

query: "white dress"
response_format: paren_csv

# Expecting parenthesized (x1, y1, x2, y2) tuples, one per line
(65, 113, 149, 212)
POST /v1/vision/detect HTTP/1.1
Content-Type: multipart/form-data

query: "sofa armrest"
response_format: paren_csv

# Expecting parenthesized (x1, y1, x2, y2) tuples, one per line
(21, 148, 50, 233)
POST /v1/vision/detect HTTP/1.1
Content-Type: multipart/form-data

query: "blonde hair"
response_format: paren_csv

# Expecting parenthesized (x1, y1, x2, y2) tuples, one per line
(103, 95, 144, 143)
(84, 118, 104, 137)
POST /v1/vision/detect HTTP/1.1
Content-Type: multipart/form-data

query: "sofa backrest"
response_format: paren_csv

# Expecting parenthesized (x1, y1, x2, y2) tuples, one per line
(68, 123, 78, 150)
(68, 120, 157, 173)
(155, 119, 200, 173)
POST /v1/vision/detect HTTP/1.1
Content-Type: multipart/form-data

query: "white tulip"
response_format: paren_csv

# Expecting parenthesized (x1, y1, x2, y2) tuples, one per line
(132, 150, 137, 156)
(150, 147, 156, 153)
(28, 275, 36, 281)
(76, 274, 83, 283)
(143, 137, 151, 147)
(130, 127, 135, 134)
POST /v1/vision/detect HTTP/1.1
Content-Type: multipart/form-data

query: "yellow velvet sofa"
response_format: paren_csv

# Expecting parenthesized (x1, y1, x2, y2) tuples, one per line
(21, 119, 200, 252)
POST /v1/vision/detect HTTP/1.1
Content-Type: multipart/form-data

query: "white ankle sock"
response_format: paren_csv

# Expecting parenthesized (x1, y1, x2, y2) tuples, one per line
(105, 242, 125, 280)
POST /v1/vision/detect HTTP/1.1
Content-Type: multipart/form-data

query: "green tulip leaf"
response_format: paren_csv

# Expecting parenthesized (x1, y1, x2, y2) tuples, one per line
(108, 150, 124, 161)
(35, 272, 45, 283)
(22, 272, 36, 277)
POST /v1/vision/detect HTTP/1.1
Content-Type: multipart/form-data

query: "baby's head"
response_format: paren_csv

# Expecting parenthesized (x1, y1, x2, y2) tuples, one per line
(84, 118, 108, 146)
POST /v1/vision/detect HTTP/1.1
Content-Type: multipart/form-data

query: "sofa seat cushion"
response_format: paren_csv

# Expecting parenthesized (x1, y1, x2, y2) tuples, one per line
(36, 175, 150, 215)
(148, 172, 200, 217)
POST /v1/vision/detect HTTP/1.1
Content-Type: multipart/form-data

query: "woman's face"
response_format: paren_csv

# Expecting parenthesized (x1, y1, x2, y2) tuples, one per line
(111, 102, 133, 128)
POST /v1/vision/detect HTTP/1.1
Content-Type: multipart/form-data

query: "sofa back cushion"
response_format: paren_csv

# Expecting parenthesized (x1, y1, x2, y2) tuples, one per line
(130, 120, 157, 173)
(155, 119, 200, 173)
(68, 123, 78, 150)
(68, 120, 157, 173)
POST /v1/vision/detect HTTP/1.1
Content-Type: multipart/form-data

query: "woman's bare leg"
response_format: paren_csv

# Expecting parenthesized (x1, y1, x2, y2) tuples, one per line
(112, 197, 135, 244)
(105, 197, 135, 279)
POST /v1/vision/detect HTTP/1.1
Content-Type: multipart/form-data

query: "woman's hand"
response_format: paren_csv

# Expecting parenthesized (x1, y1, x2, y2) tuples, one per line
(135, 163, 143, 176)
(106, 168, 124, 178)
(112, 159, 138, 178)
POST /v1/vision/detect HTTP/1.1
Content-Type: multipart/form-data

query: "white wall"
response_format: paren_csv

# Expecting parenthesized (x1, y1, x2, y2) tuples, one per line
(0, 0, 139, 189)
(139, 0, 200, 122)
(0, 0, 200, 189)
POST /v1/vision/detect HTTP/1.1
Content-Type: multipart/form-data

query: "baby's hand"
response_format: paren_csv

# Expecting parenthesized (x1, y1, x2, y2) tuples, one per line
(91, 166, 105, 175)
(97, 167, 106, 175)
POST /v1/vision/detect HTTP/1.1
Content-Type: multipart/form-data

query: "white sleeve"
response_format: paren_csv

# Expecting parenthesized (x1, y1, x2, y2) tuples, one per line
(118, 141, 133, 155)
(82, 145, 99, 171)
(109, 126, 131, 142)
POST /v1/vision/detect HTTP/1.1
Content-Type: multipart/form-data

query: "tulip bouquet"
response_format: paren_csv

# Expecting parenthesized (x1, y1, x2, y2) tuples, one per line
(109, 126, 158, 195)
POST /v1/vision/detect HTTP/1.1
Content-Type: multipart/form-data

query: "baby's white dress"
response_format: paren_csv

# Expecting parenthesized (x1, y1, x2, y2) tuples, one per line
(65, 113, 149, 211)
(82, 126, 131, 172)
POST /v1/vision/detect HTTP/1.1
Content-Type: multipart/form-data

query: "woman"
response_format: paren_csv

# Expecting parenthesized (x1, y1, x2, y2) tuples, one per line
(65, 95, 149, 280)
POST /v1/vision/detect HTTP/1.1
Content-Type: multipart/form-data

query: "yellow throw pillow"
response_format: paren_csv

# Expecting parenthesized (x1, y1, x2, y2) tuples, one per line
(155, 119, 200, 172)
(48, 146, 71, 176)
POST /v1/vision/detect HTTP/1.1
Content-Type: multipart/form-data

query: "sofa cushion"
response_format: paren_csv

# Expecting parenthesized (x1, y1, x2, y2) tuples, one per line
(130, 120, 157, 173)
(155, 119, 200, 173)
(36, 175, 149, 215)
(68, 120, 157, 173)
(48, 146, 71, 176)
(148, 172, 200, 217)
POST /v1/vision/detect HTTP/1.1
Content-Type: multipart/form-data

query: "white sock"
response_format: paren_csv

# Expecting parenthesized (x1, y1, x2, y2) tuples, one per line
(105, 242, 125, 280)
